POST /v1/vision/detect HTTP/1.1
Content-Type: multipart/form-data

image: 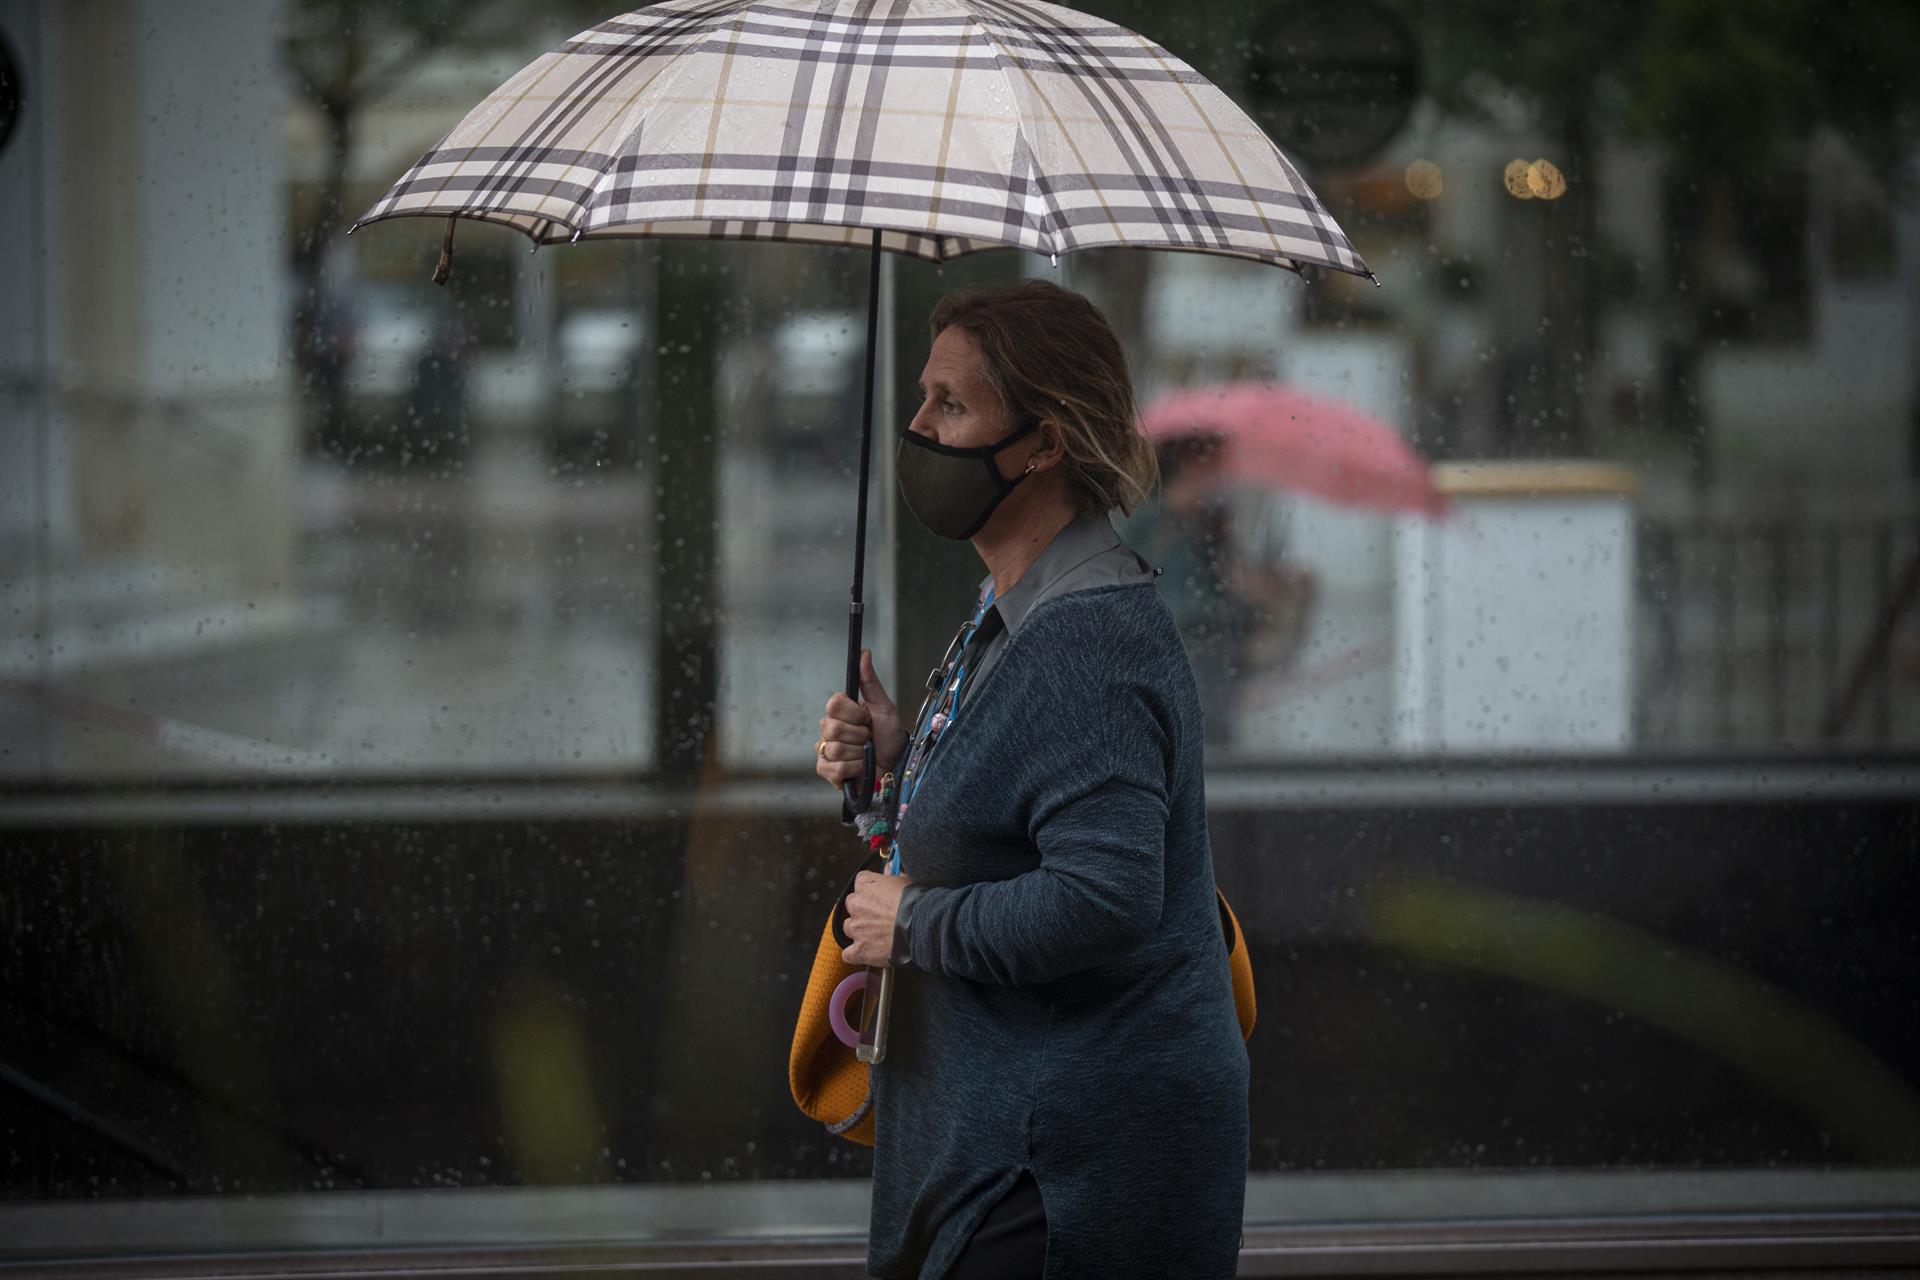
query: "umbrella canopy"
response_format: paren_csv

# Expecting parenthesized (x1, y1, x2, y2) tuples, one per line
(1140, 381, 1447, 518)
(352, 0, 1373, 279)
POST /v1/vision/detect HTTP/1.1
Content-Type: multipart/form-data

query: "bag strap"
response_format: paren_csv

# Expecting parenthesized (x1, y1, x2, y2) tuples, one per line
(825, 1083, 874, 1136)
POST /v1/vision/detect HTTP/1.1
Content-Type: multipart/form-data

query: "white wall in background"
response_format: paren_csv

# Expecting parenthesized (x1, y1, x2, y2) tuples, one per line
(1394, 488, 1636, 752)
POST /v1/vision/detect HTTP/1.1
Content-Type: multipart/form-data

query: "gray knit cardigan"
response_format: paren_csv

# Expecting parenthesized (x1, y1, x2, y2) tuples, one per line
(866, 581, 1249, 1280)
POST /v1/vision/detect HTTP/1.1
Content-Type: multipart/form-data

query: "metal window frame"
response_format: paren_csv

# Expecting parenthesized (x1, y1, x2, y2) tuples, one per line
(5, 1172, 1920, 1279)
(1, 1214, 1919, 1278)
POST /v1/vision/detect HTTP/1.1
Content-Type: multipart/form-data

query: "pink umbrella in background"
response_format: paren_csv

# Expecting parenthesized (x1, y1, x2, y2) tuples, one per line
(1138, 381, 1449, 518)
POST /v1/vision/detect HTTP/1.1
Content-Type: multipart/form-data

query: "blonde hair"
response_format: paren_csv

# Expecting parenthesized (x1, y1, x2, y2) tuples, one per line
(929, 280, 1158, 517)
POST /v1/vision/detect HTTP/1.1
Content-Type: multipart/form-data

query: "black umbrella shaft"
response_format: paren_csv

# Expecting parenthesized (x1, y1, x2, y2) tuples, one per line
(846, 229, 883, 698)
(841, 229, 884, 819)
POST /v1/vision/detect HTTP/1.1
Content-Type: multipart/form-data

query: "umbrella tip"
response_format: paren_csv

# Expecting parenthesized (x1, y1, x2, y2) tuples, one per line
(1367, 272, 1382, 288)
(432, 213, 456, 286)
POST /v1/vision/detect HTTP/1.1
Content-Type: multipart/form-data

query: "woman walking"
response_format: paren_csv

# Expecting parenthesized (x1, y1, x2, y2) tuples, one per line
(815, 280, 1249, 1279)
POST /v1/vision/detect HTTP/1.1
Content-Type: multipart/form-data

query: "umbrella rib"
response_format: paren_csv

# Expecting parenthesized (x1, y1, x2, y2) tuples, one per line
(1127, 33, 1287, 265)
(458, 9, 696, 228)
(692, 7, 752, 222)
(978, 0, 1220, 254)
(577, 1, 751, 236)
(922, 25, 971, 244)
(1260, 137, 1358, 276)
(949, 2, 1071, 255)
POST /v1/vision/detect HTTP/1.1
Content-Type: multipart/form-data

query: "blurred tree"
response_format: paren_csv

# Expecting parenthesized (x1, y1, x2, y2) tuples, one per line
(286, 0, 486, 445)
(1380, 0, 1920, 467)
(282, 0, 614, 444)
(1627, 0, 1920, 485)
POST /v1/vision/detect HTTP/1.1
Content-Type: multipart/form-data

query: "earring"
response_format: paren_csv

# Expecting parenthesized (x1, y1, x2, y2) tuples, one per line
(1023, 460, 1037, 475)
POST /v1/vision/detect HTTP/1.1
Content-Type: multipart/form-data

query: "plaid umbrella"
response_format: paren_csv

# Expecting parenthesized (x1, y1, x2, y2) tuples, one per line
(353, 0, 1373, 273)
(353, 0, 1376, 810)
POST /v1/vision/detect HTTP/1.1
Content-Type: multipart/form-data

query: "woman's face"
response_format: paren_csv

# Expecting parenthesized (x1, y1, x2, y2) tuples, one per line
(907, 325, 1017, 450)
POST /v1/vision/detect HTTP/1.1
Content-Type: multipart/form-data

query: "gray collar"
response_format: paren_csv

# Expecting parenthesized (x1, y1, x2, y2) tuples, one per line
(979, 513, 1151, 638)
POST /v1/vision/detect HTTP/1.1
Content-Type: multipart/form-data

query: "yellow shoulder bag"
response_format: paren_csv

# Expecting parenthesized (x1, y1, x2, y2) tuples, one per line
(788, 848, 1256, 1147)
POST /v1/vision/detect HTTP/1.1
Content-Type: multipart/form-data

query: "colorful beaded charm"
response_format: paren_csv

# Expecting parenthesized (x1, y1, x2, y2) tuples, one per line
(855, 771, 899, 853)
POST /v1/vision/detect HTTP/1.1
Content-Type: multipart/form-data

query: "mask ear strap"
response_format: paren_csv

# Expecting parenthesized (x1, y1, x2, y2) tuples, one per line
(989, 425, 1043, 494)
(996, 419, 1044, 487)
(988, 419, 1039, 453)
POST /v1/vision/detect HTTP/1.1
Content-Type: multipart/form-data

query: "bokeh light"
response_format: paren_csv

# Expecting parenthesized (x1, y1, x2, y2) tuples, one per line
(1527, 158, 1567, 200)
(1502, 158, 1535, 199)
(1405, 158, 1444, 200)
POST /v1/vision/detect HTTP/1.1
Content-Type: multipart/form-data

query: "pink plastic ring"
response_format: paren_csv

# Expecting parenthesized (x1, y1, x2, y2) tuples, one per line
(829, 971, 869, 1049)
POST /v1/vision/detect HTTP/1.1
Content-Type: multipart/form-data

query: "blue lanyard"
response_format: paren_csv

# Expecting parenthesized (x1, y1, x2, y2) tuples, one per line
(890, 584, 996, 874)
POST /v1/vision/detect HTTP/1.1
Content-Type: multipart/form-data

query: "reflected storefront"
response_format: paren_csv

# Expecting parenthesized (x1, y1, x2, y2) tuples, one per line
(3, 0, 1919, 1274)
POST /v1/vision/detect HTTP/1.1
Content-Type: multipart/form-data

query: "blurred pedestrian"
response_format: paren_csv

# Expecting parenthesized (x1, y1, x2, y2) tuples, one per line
(815, 280, 1247, 1280)
(1125, 432, 1249, 742)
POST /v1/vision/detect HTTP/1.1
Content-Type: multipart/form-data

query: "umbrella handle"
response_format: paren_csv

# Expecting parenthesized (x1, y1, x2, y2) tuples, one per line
(840, 742, 875, 820)
(837, 740, 875, 821)
(840, 603, 876, 820)
(837, 610, 875, 821)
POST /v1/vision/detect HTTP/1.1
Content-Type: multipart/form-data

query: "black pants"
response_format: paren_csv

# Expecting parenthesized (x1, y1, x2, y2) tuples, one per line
(946, 1170, 1047, 1279)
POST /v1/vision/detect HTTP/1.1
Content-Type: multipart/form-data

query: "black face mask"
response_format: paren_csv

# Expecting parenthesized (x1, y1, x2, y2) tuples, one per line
(895, 420, 1037, 540)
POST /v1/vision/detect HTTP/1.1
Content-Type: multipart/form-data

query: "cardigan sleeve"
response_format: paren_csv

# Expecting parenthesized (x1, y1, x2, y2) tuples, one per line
(905, 613, 1173, 987)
